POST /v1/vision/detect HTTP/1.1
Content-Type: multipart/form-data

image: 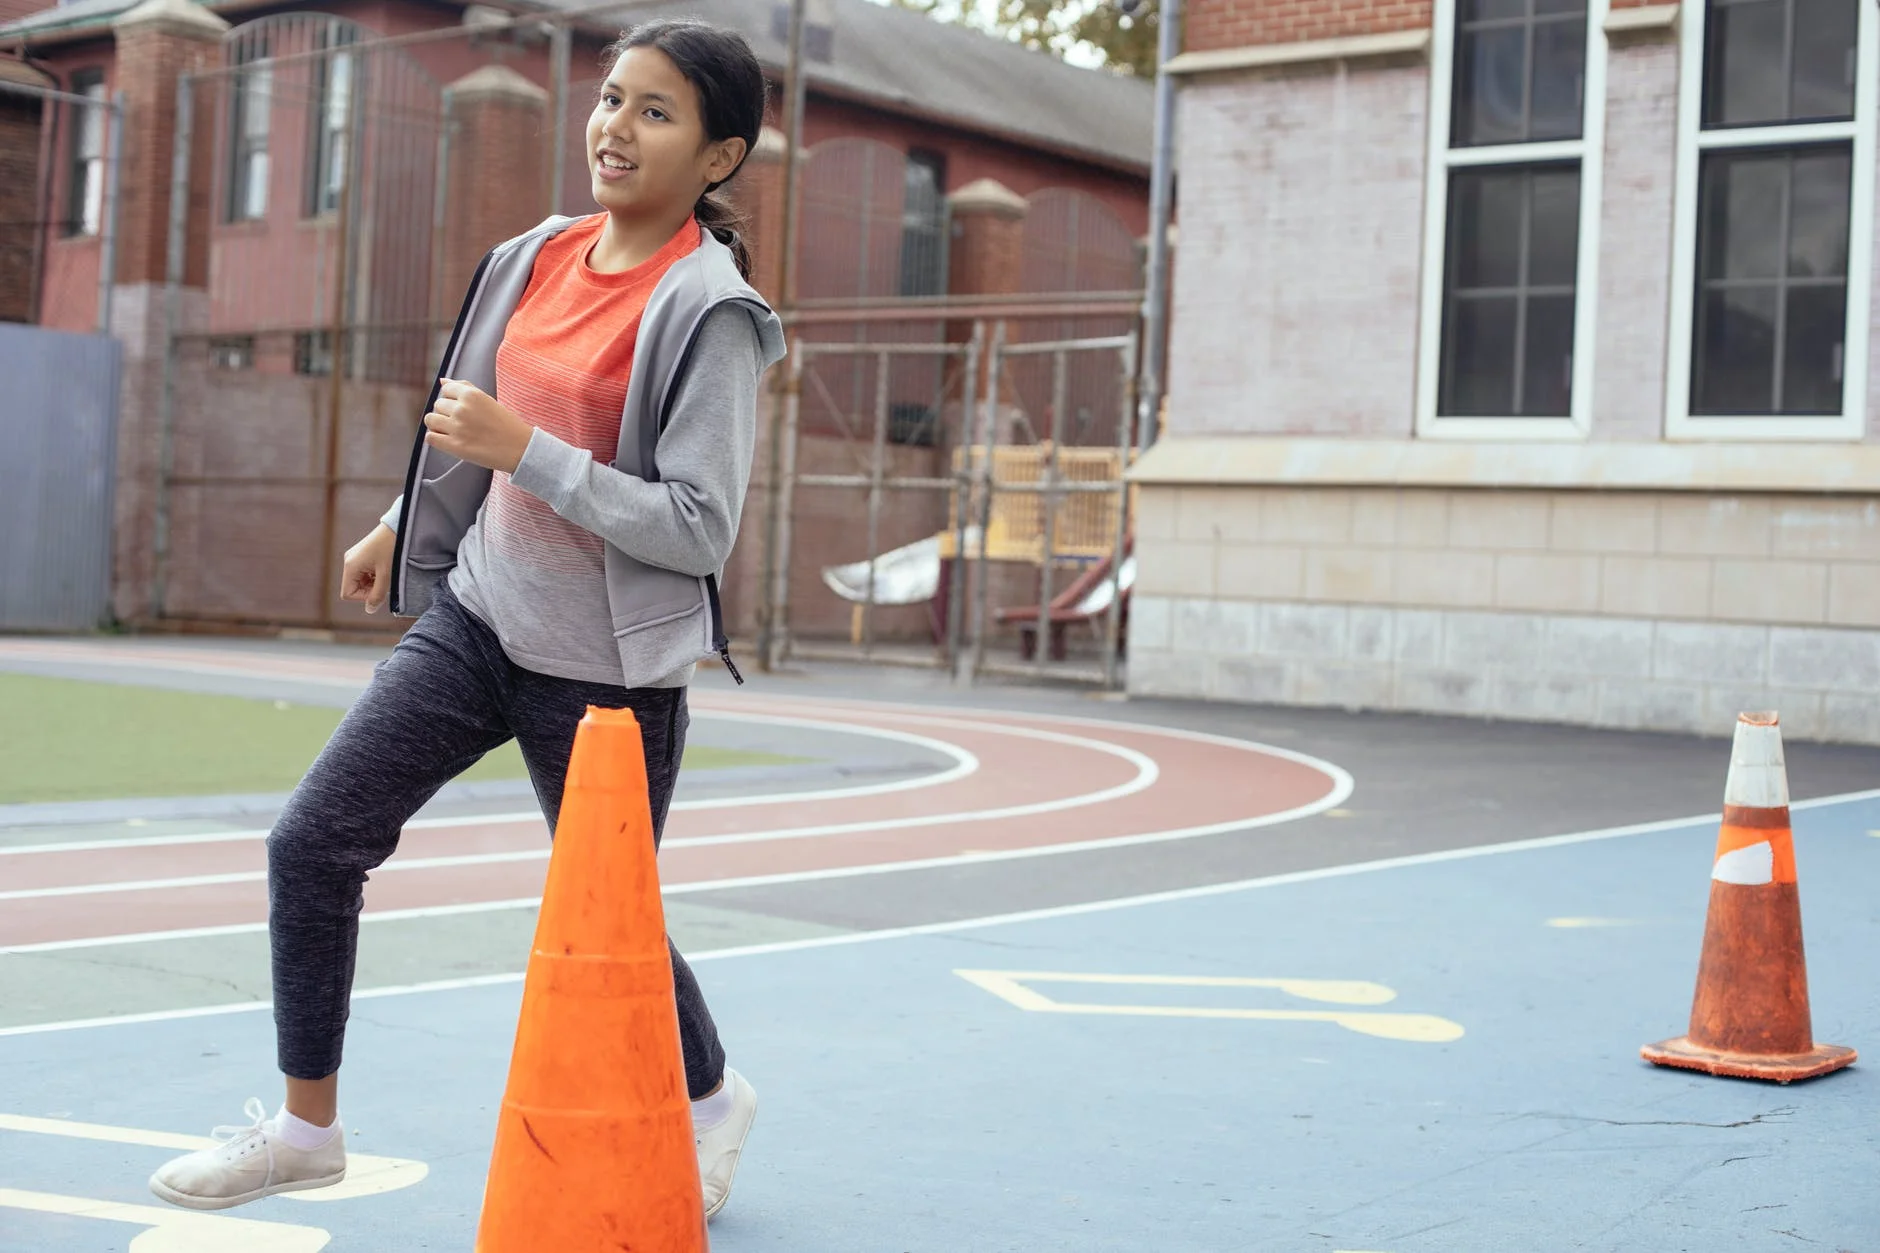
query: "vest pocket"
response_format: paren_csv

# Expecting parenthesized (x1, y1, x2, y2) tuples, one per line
(609, 557, 707, 639)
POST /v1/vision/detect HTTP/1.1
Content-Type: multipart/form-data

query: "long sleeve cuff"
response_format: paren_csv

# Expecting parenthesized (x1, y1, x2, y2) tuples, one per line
(380, 495, 404, 536)
(509, 427, 593, 511)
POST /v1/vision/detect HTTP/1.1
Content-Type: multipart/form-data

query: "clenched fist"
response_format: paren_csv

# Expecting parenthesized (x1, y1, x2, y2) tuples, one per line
(422, 379, 534, 475)
(341, 523, 396, 614)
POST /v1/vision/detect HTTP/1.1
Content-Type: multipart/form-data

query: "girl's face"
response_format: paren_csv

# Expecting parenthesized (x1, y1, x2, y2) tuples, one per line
(587, 46, 746, 220)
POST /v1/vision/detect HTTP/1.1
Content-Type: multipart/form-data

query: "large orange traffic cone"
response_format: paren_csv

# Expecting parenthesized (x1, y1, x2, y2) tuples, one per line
(1642, 712, 1856, 1084)
(476, 707, 708, 1251)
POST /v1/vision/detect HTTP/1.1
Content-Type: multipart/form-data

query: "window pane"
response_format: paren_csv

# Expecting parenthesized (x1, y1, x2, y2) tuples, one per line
(1443, 296, 1519, 415)
(1793, 0, 1858, 121)
(1530, 18, 1587, 140)
(1700, 152, 1785, 280)
(1528, 168, 1581, 285)
(1522, 294, 1576, 415)
(242, 69, 271, 140)
(1450, 169, 1525, 288)
(1694, 285, 1778, 413)
(81, 160, 103, 235)
(1781, 284, 1848, 413)
(1704, 0, 1788, 127)
(1461, 0, 1525, 19)
(78, 86, 106, 161)
(327, 54, 352, 131)
(1788, 148, 1852, 279)
(1533, 0, 1585, 14)
(1453, 26, 1528, 146)
(242, 152, 269, 220)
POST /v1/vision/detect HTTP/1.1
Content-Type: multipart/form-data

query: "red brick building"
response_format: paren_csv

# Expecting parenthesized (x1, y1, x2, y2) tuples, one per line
(0, 0, 1153, 638)
(1130, 0, 1880, 743)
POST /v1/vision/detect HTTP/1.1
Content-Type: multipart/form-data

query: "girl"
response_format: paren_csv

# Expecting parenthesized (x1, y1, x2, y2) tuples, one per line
(148, 20, 784, 1223)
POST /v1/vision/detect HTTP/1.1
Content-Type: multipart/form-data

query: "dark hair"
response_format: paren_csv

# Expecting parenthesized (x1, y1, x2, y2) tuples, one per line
(607, 20, 767, 281)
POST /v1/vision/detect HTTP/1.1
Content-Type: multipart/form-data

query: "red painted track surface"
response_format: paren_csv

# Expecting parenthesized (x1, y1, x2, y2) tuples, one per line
(0, 643, 1351, 951)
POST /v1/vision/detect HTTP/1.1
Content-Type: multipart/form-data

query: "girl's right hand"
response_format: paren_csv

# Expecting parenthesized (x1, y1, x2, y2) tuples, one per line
(341, 524, 397, 614)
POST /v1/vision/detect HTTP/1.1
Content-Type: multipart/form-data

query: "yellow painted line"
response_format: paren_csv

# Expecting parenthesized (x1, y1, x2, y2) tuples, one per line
(1545, 917, 1641, 928)
(0, 1187, 330, 1252)
(955, 970, 1464, 1043)
(0, 1114, 428, 1202)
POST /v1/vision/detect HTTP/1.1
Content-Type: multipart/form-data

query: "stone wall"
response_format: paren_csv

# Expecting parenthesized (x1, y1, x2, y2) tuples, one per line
(1130, 481, 1880, 742)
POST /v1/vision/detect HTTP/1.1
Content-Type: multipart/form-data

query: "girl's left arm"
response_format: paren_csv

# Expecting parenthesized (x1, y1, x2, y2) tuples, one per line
(508, 305, 764, 576)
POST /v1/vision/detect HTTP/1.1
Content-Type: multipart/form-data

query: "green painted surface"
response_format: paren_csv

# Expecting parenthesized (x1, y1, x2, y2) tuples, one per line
(0, 673, 800, 804)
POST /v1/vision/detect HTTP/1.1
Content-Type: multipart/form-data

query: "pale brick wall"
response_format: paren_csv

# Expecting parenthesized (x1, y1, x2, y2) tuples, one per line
(1591, 34, 1677, 442)
(1130, 484, 1880, 744)
(1166, 63, 1427, 438)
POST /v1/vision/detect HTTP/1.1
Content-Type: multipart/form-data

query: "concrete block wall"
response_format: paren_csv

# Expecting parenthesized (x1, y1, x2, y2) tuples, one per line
(1130, 485, 1880, 742)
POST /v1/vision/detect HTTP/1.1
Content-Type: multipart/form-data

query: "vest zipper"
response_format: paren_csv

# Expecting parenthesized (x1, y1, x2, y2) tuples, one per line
(705, 574, 742, 685)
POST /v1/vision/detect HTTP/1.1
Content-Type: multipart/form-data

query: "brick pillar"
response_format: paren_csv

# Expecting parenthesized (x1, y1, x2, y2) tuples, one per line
(112, 0, 225, 289)
(107, 0, 228, 623)
(0, 64, 46, 324)
(945, 178, 1028, 426)
(441, 66, 548, 313)
(946, 177, 1027, 301)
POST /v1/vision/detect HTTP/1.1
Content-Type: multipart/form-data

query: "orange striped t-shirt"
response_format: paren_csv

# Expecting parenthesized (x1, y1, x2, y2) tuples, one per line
(482, 214, 702, 575)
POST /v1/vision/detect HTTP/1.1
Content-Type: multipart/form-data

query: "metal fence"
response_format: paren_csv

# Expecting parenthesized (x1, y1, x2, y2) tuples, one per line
(138, 13, 1149, 684)
(763, 299, 1139, 687)
(150, 12, 580, 627)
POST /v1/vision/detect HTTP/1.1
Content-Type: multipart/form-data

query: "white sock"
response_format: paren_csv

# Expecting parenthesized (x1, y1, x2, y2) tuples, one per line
(691, 1075, 735, 1132)
(273, 1106, 339, 1151)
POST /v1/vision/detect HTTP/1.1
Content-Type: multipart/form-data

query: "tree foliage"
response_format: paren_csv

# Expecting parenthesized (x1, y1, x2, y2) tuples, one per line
(892, 0, 1161, 78)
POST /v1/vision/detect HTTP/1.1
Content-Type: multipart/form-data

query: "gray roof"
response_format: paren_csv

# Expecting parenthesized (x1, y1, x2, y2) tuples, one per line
(588, 0, 1152, 170)
(2, 0, 1153, 171)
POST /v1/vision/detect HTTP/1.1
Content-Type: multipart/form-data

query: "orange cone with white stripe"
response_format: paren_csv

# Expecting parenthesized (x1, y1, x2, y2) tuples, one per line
(1642, 712, 1856, 1083)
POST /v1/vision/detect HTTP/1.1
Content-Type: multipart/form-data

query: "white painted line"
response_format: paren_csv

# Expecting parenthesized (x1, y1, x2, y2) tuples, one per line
(0, 898, 546, 956)
(0, 712, 978, 859)
(0, 1114, 428, 1202)
(0, 764, 1332, 950)
(16, 786, 1876, 1038)
(0, 725, 1150, 902)
(0, 1187, 331, 1251)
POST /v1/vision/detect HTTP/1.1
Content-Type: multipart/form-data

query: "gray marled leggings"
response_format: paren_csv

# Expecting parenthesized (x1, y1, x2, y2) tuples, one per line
(265, 583, 724, 1097)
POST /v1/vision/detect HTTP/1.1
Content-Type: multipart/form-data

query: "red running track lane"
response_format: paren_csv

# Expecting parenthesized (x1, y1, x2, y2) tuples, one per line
(0, 655, 1352, 950)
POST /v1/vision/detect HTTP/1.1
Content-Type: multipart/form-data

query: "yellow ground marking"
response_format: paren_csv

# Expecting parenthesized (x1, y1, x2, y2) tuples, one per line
(954, 971, 1464, 1043)
(1324, 808, 1355, 818)
(0, 1188, 330, 1252)
(1545, 917, 1641, 928)
(0, 1114, 427, 1202)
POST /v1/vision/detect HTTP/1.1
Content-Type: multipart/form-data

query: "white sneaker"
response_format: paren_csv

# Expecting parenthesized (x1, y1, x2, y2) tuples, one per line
(148, 1098, 347, 1211)
(697, 1069, 757, 1220)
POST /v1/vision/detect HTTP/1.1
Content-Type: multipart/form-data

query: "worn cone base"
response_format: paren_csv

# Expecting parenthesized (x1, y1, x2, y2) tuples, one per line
(1642, 1035, 1856, 1084)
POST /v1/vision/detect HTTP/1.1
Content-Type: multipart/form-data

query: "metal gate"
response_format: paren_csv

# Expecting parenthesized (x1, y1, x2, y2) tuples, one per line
(0, 324, 121, 631)
(762, 303, 1138, 687)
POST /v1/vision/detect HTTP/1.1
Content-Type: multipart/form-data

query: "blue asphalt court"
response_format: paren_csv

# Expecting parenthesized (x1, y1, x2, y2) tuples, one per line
(3, 792, 1875, 1252)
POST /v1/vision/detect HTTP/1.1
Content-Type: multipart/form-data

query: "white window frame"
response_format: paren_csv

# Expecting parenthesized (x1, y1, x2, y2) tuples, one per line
(1416, 0, 1610, 441)
(1665, 0, 1878, 441)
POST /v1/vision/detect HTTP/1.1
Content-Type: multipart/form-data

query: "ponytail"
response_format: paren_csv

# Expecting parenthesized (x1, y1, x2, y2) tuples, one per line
(695, 188, 754, 281)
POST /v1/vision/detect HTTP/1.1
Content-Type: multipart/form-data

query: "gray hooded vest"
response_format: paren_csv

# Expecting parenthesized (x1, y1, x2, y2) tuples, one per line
(389, 215, 786, 686)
